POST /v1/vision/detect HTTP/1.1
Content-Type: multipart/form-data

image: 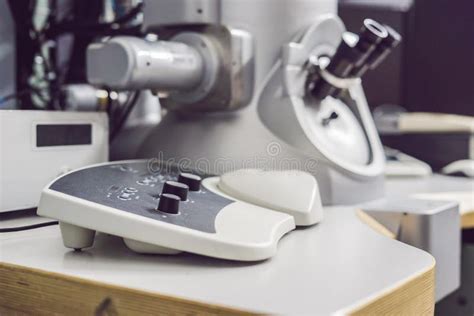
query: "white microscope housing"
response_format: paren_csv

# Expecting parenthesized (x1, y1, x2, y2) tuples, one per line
(86, 0, 386, 205)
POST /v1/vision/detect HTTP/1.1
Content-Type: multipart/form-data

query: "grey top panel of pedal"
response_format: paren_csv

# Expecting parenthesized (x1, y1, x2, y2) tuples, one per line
(49, 161, 232, 233)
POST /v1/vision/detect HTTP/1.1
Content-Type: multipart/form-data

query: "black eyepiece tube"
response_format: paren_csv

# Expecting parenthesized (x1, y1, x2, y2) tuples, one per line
(369, 25, 402, 69)
(308, 19, 388, 101)
(355, 19, 390, 68)
(350, 24, 402, 78)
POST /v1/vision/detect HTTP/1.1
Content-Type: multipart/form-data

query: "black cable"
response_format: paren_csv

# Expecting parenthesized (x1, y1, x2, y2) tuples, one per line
(110, 91, 140, 142)
(0, 221, 58, 233)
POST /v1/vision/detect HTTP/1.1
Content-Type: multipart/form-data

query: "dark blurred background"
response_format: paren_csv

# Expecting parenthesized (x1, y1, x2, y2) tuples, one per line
(339, 0, 474, 116)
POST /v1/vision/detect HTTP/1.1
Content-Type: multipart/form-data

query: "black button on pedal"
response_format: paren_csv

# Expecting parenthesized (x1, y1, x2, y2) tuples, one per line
(157, 193, 180, 214)
(162, 181, 189, 201)
(178, 173, 201, 191)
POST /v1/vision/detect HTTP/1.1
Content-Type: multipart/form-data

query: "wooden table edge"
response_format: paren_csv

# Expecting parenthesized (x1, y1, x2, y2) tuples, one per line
(0, 256, 435, 315)
(0, 261, 254, 315)
(344, 263, 435, 315)
(461, 210, 474, 229)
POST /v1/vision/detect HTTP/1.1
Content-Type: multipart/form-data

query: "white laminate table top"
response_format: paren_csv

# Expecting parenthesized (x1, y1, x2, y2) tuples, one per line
(385, 174, 474, 215)
(0, 205, 434, 315)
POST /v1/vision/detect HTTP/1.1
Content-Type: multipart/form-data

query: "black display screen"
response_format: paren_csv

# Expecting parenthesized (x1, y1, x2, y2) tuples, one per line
(36, 124, 92, 147)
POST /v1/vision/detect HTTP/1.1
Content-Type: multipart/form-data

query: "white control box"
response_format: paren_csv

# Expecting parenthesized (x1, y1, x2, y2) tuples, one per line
(0, 110, 108, 212)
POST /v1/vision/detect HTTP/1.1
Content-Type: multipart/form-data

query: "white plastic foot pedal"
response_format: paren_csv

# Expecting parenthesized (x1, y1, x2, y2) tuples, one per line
(38, 160, 296, 261)
(204, 169, 323, 226)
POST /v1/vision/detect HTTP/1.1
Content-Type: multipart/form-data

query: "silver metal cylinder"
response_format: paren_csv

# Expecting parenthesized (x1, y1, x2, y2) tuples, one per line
(60, 84, 102, 111)
(220, 0, 337, 86)
(87, 36, 204, 91)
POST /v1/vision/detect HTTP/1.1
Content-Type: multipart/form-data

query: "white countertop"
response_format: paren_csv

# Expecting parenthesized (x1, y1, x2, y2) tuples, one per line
(3, 174, 471, 314)
(0, 205, 434, 314)
(385, 174, 474, 215)
(385, 174, 473, 195)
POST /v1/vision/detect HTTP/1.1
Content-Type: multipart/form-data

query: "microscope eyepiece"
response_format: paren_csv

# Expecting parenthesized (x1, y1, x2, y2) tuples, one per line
(349, 24, 401, 78)
(368, 25, 401, 69)
(353, 19, 388, 67)
(307, 19, 388, 101)
(359, 19, 388, 45)
(382, 25, 402, 48)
